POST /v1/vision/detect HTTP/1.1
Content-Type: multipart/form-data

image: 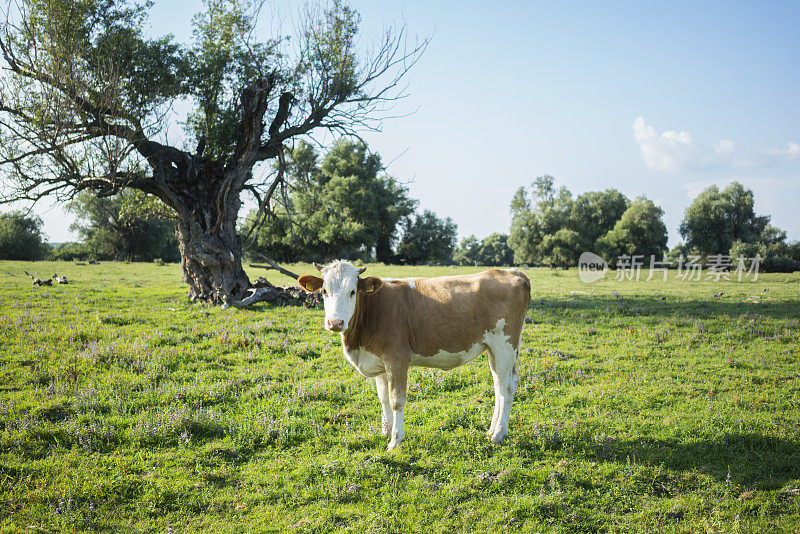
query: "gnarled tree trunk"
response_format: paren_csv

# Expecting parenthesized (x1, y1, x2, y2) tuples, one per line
(177, 211, 250, 304)
(164, 155, 255, 304)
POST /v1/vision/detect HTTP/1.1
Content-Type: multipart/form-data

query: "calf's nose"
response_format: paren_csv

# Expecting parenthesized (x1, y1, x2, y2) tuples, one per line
(326, 318, 345, 331)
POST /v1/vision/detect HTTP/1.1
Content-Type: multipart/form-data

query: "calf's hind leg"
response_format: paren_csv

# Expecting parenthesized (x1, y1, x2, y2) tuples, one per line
(486, 343, 519, 444)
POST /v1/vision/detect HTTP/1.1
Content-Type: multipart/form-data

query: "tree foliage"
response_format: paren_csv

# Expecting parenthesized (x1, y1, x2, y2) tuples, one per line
(453, 235, 480, 266)
(67, 190, 178, 261)
(540, 228, 584, 268)
(569, 189, 629, 245)
(395, 209, 457, 265)
(242, 140, 416, 262)
(678, 182, 769, 256)
(596, 197, 668, 266)
(509, 175, 638, 266)
(454, 233, 514, 266)
(509, 175, 574, 264)
(677, 181, 796, 272)
(0, 210, 50, 260)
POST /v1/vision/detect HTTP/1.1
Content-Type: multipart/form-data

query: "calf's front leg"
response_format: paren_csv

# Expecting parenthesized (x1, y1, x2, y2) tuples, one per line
(385, 362, 409, 451)
(375, 374, 392, 436)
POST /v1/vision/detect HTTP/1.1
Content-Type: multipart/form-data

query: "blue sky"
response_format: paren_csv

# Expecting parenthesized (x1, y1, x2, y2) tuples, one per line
(29, 0, 800, 246)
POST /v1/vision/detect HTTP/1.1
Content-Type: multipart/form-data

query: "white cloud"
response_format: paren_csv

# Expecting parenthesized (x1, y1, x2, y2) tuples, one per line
(633, 116, 800, 172)
(632, 116, 695, 172)
(682, 176, 800, 198)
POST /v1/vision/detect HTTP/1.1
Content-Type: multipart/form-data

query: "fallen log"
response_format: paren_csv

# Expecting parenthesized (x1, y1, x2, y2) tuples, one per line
(223, 256, 320, 309)
(222, 284, 322, 309)
(24, 271, 52, 286)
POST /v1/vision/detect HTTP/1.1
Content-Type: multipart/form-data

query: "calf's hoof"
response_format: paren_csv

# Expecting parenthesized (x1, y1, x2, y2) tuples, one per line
(387, 436, 404, 451)
(489, 431, 506, 444)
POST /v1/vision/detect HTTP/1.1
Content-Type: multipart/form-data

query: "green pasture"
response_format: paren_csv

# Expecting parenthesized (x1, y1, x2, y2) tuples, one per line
(0, 261, 798, 532)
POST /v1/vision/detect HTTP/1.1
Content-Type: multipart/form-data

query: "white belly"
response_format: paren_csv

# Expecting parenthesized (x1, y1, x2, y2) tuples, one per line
(410, 342, 487, 370)
(342, 318, 511, 375)
(343, 347, 386, 378)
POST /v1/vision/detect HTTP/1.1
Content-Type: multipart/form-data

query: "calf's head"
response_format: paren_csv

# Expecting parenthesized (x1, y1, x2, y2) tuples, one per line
(298, 260, 383, 332)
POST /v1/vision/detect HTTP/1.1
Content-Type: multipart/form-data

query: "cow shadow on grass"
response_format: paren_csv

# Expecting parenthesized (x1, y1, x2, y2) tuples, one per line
(529, 293, 800, 319)
(530, 293, 800, 321)
(516, 431, 800, 490)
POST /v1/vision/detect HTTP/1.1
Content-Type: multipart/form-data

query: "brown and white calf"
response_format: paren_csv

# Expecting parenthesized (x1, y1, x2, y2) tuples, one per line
(298, 260, 530, 450)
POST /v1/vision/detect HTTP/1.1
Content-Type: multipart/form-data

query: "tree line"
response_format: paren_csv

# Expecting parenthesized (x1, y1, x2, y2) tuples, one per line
(511, 176, 799, 271)
(4, 147, 797, 272)
(2, 0, 795, 309)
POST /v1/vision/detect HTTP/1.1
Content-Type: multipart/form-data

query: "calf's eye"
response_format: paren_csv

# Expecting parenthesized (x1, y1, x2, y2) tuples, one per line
(350, 290, 356, 297)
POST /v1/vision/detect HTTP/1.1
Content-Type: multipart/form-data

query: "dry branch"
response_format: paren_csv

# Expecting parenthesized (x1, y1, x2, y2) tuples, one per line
(249, 253, 300, 279)
(24, 271, 52, 286)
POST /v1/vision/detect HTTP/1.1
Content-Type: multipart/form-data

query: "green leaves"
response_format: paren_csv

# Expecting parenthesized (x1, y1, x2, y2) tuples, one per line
(679, 182, 770, 256)
(0, 211, 50, 260)
(67, 189, 178, 261)
(454, 233, 514, 266)
(509, 176, 639, 266)
(184, 0, 279, 160)
(596, 197, 668, 266)
(242, 139, 416, 262)
(395, 210, 458, 265)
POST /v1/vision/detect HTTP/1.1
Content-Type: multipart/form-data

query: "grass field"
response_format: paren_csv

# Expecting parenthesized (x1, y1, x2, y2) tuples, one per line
(0, 260, 798, 533)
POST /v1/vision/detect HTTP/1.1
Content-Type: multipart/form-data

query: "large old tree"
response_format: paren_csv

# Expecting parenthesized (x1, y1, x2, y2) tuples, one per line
(0, 0, 424, 303)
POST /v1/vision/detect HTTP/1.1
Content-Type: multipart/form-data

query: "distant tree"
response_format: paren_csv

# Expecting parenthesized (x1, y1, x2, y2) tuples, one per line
(51, 242, 93, 261)
(477, 233, 515, 266)
(396, 210, 457, 265)
(769, 239, 800, 265)
(242, 140, 416, 262)
(0, 211, 50, 260)
(509, 175, 574, 264)
(68, 191, 178, 261)
(728, 240, 766, 265)
(596, 197, 668, 265)
(759, 224, 787, 247)
(678, 182, 795, 271)
(540, 228, 583, 268)
(781, 241, 800, 268)
(665, 242, 691, 266)
(568, 189, 629, 244)
(508, 188, 542, 265)
(679, 182, 769, 255)
(729, 237, 798, 273)
(454, 233, 514, 266)
(453, 234, 481, 266)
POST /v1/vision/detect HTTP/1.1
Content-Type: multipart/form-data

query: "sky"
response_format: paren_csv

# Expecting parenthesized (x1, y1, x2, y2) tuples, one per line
(20, 0, 800, 247)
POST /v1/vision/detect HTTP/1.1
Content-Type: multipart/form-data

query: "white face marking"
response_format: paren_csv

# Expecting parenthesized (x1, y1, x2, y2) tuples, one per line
(319, 261, 362, 332)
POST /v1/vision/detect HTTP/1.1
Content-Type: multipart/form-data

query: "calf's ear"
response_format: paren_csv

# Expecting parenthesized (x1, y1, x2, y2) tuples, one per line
(358, 276, 383, 294)
(298, 275, 323, 292)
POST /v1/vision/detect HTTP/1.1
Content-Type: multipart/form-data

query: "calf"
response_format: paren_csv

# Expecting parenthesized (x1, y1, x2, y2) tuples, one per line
(298, 261, 530, 450)
(299, 261, 530, 450)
